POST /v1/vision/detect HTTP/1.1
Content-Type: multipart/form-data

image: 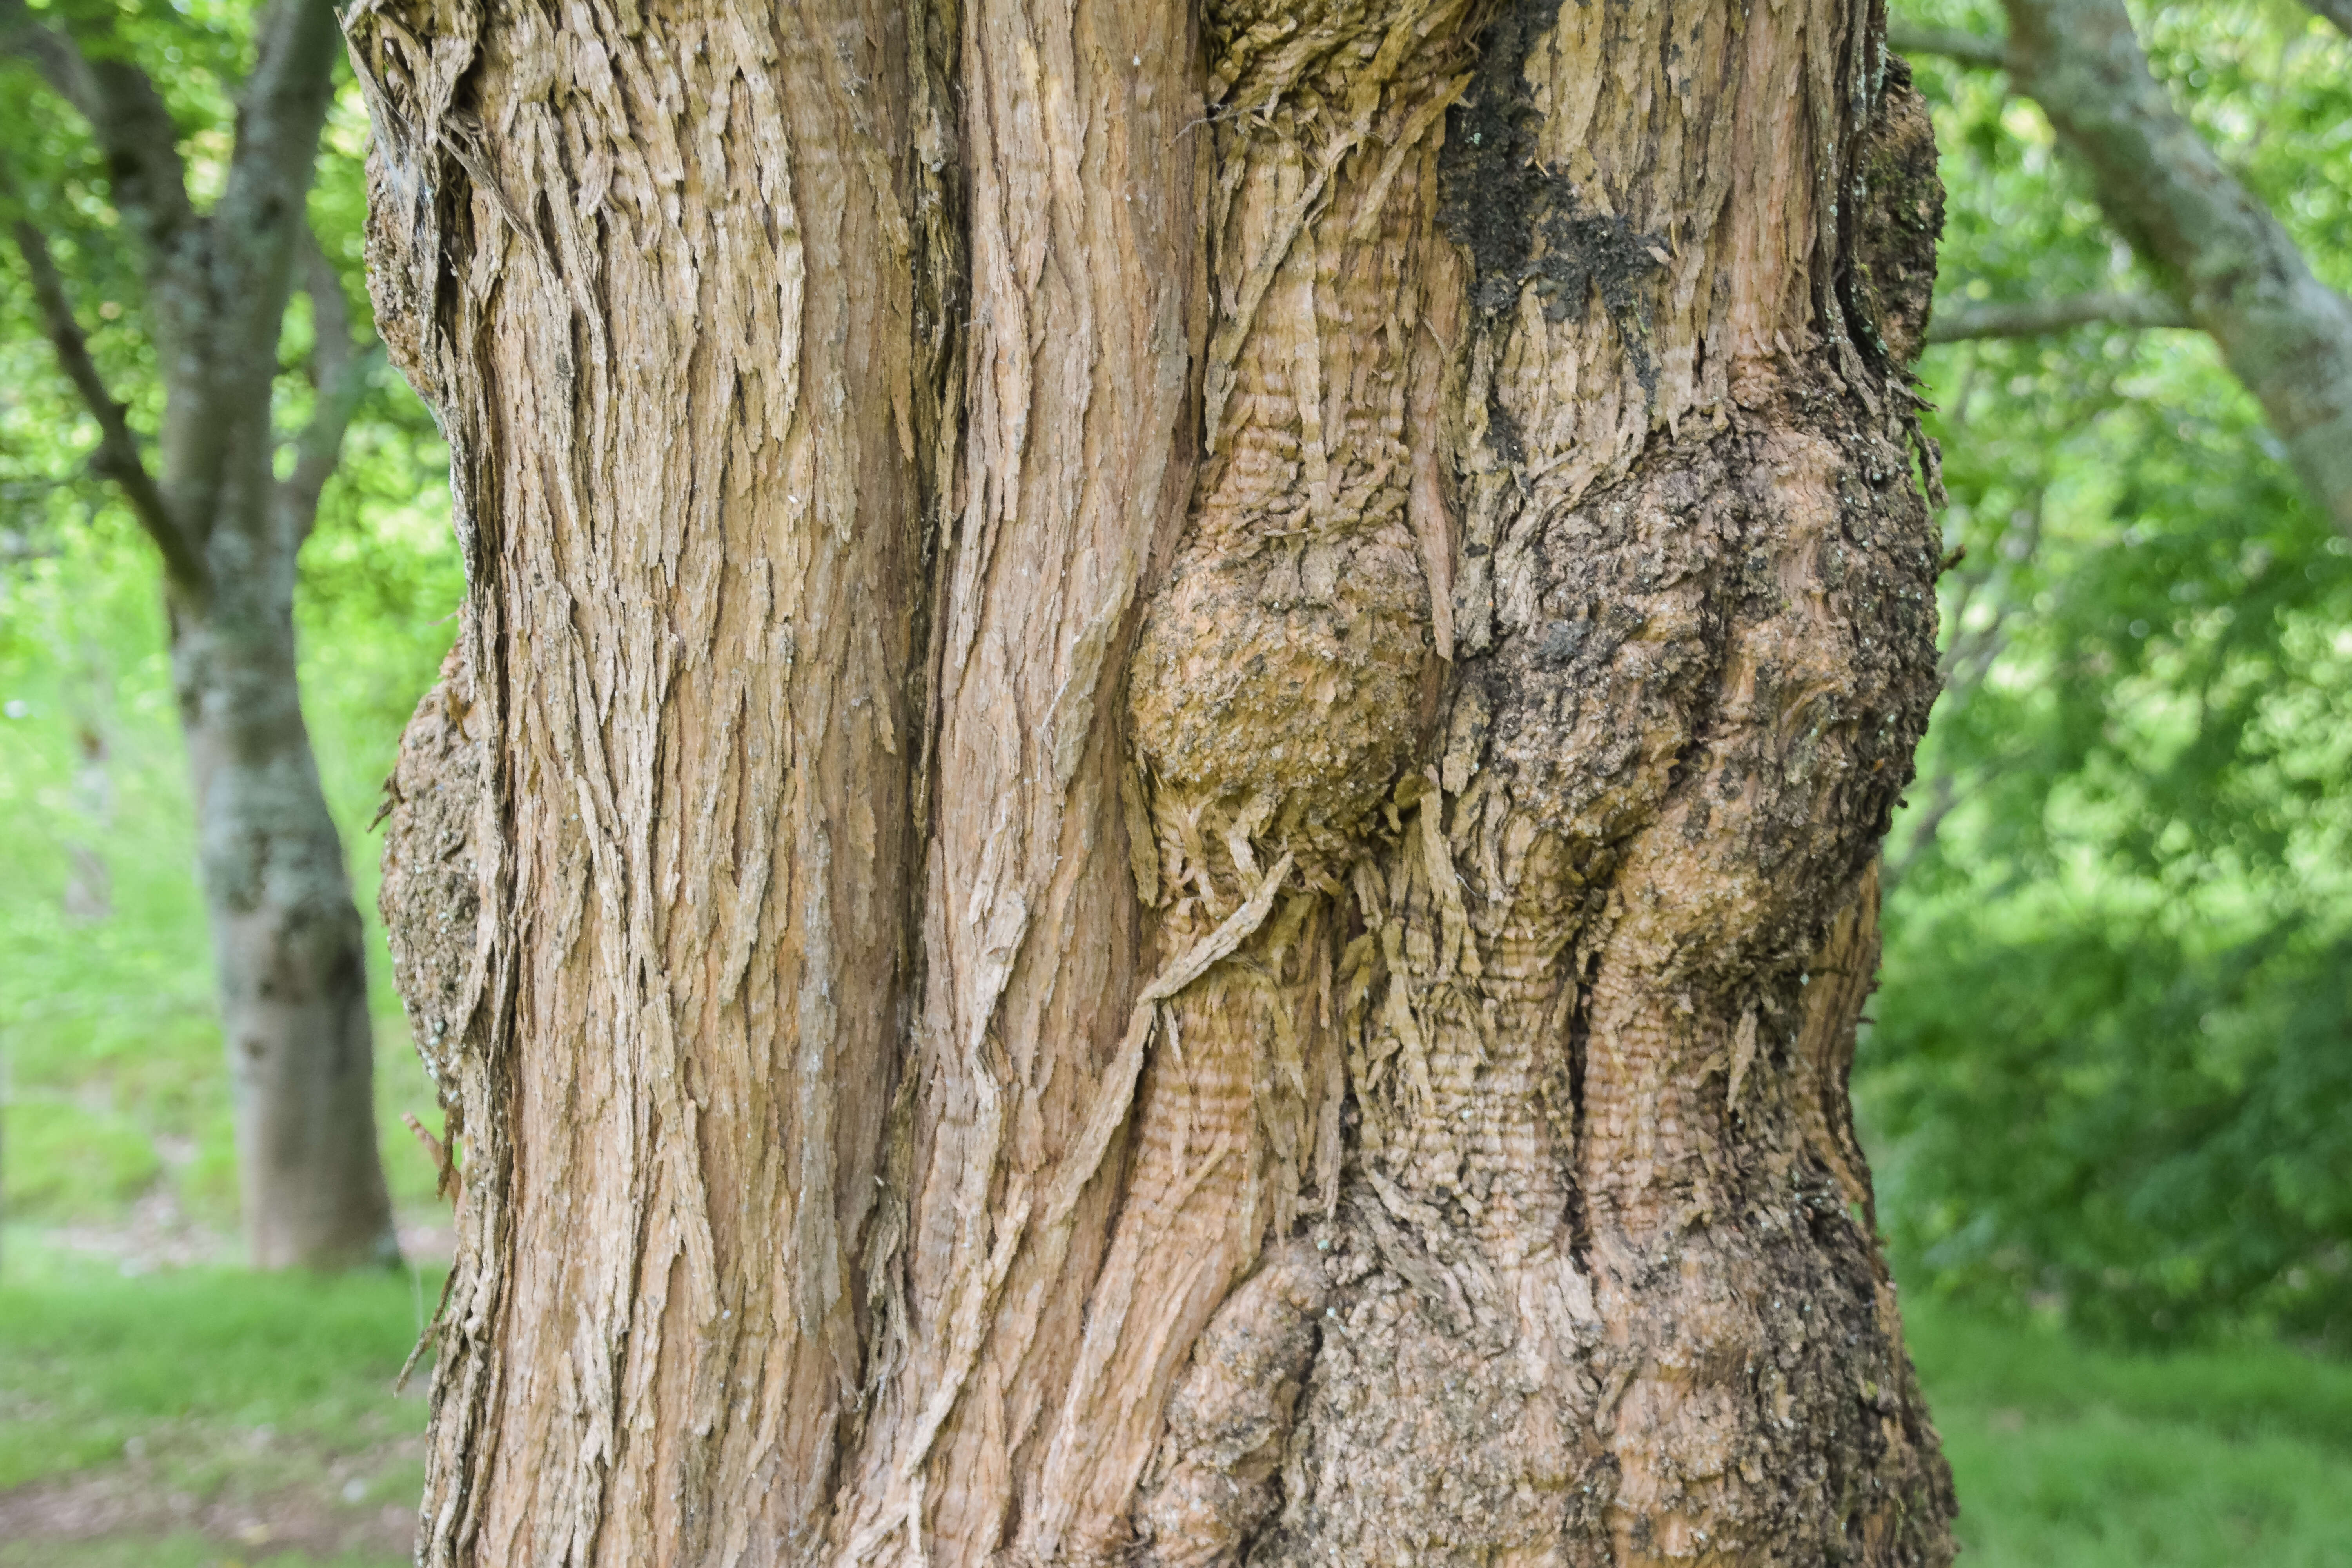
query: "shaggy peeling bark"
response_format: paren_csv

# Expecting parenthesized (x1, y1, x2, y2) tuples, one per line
(358, 0, 954, 1553)
(5, 0, 397, 1269)
(365, 0, 1956, 1560)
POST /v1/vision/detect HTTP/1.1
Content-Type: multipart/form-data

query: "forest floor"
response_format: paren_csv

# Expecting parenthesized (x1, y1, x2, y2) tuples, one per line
(0, 1225, 441, 1568)
(1, 1225, 2349, 1567)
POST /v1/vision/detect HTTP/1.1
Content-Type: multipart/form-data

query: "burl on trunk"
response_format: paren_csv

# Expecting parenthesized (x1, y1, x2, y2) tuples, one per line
(359, 0, 1957, 1560)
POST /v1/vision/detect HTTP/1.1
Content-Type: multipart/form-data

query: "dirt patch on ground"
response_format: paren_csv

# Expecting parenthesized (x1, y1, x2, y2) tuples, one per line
(0, 1435, 421, 1562)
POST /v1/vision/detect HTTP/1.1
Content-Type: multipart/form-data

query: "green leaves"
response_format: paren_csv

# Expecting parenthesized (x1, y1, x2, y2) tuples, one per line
(1874, 0, 2352, 1346)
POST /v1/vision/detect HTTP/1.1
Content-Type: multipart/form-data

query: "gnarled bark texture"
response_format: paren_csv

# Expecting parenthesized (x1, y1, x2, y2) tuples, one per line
(363, 0, 1957, 1560)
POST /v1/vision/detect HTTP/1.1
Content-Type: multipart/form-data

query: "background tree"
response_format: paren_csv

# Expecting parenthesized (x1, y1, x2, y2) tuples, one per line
(1868, 0, 2352, 1349)
(363, 0, 1962, 1560)
(0, 0, 399, 1268)
(1895, 0, 2352, 536)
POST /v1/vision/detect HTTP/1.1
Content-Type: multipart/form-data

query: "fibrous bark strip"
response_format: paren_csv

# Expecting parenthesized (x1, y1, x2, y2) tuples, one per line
(355, 0, 951, 1555)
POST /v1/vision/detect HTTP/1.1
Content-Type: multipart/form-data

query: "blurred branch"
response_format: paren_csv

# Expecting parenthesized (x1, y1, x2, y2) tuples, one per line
(2004, 0, 2352, 539)
(2300, 0, 2352, 37)
(1884, 772, 1962, 892)
(1887, 20, 2009, 69)
(219, 0, 342, 246)
(1927, 292, 2193, 341)
(0, 0, 194, 259)
(278, 223, 379, 544)
(1889, 488, 2044, 892)
(165, 0, 343, 554)
(5, 211, 207, 593)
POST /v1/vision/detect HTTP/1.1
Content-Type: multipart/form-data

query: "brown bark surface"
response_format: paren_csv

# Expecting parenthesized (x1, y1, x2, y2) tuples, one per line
(358, 0, 951, 1553)
(365, 0, 1957, 1560)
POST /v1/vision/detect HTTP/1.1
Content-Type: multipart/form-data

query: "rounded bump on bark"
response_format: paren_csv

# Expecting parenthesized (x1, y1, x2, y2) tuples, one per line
(1132, 1240, 1330, 1568)
(378, 635, 485, 1096)
(1472, 409, 1938, 977)
(1247, 1218, 1613, 1568)
(1852, 60, 1946, 367)
(1127, 532, 1433, 879)
(1123, 0, 1473, 897)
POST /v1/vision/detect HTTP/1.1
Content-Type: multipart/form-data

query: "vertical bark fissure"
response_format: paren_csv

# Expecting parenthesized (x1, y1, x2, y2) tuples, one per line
(824, 0, 1206, 1558)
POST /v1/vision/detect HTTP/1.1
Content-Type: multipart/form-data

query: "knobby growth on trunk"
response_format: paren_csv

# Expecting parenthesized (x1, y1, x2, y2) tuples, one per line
(3, 0, 398, 1268)
(362, 0, 1959, 1559)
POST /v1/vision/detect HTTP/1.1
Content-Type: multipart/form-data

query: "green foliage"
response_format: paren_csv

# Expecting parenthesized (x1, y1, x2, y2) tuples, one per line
(1870, 0, 2352, 1347)
(0, 483, 460, 1220)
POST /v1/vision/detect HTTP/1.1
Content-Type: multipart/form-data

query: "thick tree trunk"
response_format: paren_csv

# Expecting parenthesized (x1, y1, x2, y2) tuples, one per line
(362, 0, 1956, 1560)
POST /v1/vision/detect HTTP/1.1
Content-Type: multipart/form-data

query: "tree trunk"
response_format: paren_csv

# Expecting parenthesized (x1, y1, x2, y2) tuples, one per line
(5, 0, 401, 1270)
(159, 12, 403, 1269)
(176, 587, 399, 1269)
(360, 0, 1957, 1560)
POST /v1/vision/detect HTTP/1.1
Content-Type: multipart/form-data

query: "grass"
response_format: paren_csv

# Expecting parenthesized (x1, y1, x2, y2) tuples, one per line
(1902, 1294, 2352, 1566)
(2, 1238, 2348, 1566)
(0, 1232, 434, 1567)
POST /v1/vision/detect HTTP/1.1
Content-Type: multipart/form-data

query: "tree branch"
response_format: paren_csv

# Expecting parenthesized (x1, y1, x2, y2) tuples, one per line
(1926, 291, 2192, 341)
(0, 0, 193, 259)
(217, 0, 343, 271)
(2004, 0, 2352, 537)
(160, 0, 343, 555)
(278, 223, 378, 544)
(6, 214, 207, 592)
(1886, 20, 2009, 69)
(2300, 0, 2352, 38)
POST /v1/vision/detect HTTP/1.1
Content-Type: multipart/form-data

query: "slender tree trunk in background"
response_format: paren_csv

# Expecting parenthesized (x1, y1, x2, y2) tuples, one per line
(4, 0, 399, 1268)
(364, 0, 1956, 1558)
(177, 577, 399, 1269)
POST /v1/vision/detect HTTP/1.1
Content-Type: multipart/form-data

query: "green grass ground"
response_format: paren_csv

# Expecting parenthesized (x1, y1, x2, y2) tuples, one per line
(0, 1232, 435, 1566)
(1906, 1297, 2352, 1566)
(2, 1238, 2348, 1566)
